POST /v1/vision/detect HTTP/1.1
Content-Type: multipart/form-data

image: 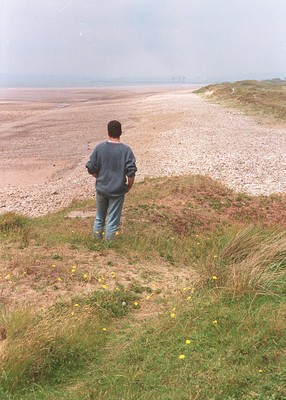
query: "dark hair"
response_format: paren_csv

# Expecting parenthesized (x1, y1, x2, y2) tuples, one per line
(107, 120, 122, 138)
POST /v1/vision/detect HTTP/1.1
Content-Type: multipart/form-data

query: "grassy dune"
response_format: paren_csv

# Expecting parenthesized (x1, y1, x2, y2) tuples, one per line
(195, 79, 286, 122)
(0, 175, 285, 399)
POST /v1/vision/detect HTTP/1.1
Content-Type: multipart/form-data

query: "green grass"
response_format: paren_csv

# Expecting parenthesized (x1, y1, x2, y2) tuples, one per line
(79, 293, 285, 400)
(1, 291, 284, 399)
(0, 287, 139, 396)
(195, 79, 286, 122)
(0, 175, 285, 399)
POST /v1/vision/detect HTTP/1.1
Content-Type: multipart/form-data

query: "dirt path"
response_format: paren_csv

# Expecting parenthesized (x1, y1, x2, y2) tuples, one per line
(0, 87, 285, 216)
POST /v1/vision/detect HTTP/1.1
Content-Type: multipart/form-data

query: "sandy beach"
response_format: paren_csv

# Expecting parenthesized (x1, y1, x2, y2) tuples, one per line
(0, 86, 285, 216)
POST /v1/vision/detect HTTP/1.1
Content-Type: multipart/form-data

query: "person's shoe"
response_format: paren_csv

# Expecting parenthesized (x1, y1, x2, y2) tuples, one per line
(93, 230, 103, 240)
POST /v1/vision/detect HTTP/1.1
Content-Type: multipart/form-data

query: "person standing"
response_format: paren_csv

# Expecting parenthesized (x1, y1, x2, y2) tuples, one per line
(86, 120, 137, 240)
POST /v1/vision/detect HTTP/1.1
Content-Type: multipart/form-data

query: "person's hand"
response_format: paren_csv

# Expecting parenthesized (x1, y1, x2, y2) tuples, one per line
(127, 176, 135, 192)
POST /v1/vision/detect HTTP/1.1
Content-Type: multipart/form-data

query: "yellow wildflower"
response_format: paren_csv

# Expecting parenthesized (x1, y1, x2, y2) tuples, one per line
(51, 265, 56, 268)
(102, 327, 107, 331)
(170, 313, 175, 318)
(179, 354, 185, 359)
(212, 275, 218, 280)
(57, 277, 62, 282)
(83, 274, 88, 279)
(101, 285, 107, 289)
(187, 296, 191, 301)
(212, 320, 218, 325)
(182, 287, 187, 291)
(74, 304, 79, 307)
(71, 311, 75, 316)
(134, 301, 139, 306)
(186, 340, 191, 345)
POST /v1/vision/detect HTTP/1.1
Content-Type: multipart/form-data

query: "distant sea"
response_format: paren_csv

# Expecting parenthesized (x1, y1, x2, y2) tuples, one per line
(0, 74, 208, 89)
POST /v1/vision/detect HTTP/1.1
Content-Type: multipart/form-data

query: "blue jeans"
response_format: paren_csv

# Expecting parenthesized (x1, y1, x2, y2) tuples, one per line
(93, 193, 125, 240)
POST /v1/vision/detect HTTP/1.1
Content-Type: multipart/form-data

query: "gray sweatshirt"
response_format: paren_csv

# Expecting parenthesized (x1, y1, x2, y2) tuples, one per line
(86, 141, 137, 197)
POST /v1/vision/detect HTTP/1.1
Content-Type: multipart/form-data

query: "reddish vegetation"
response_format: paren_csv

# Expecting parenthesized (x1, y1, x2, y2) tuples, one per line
(129, 176, 286, 235)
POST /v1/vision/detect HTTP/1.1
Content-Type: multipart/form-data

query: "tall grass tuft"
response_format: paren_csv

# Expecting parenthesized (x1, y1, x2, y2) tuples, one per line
(199, 226, 286, 295)
(0, 212, 31, 246)
(0, 306, 102, 392)
(0, 213, 28, 232)
(1, 303, 112, 392)
(0, 287, 138, 394)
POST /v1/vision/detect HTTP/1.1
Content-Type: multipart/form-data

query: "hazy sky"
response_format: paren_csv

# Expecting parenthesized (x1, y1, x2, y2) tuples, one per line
(1, 0, 286, 81)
